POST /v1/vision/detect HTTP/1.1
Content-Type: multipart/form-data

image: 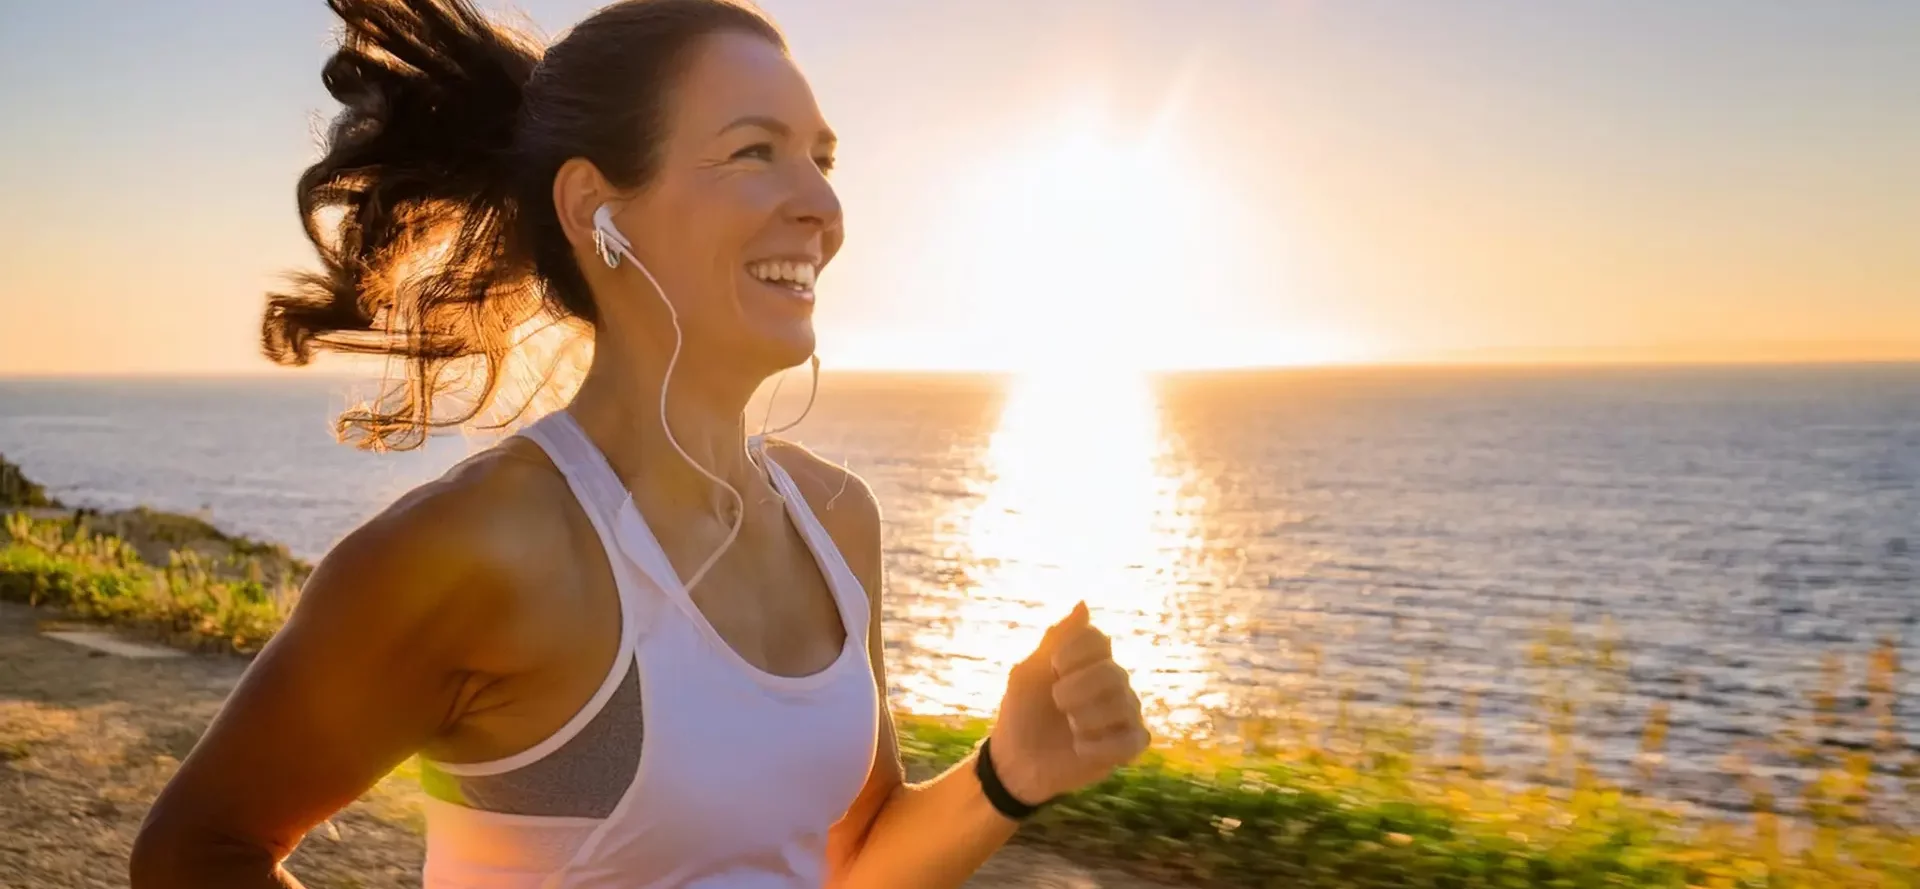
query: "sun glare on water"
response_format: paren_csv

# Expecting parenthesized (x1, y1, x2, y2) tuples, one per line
(892, 369, 1218, 731)
(880, 98, 1304, 726)
(868, 93, 1356, 725)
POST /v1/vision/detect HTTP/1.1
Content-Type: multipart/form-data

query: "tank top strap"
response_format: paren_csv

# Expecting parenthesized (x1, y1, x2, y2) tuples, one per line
(518, 410, 663, 640)
(521, 410, 634, 524)
(760, 448, 872, 634)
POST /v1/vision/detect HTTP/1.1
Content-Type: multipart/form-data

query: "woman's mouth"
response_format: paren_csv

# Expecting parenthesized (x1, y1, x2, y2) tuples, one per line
(746, 259, 818, 303)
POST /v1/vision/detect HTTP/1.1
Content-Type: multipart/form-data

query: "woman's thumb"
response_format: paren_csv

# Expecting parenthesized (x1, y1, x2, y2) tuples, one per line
(1030, 601, 1090, 660)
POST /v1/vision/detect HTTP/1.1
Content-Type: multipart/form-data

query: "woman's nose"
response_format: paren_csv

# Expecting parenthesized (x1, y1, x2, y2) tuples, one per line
(786, 168, 842, 231)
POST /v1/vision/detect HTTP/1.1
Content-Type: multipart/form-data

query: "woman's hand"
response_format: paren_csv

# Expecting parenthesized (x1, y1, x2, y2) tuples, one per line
(986, 602, 1151, 806)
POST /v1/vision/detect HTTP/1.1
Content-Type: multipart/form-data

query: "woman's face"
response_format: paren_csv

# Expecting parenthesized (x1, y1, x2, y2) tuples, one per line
(605, 30, 842, 377)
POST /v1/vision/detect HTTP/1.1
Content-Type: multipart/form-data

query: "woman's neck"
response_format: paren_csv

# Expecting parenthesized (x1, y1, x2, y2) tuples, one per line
(565, 337, 777, 518)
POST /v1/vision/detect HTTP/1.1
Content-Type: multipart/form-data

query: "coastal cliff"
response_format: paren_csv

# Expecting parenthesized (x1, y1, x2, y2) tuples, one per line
(0, 454, 61, 509)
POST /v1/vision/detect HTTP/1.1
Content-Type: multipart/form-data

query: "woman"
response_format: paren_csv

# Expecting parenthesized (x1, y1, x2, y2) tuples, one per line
(129, 1, 1149, 887)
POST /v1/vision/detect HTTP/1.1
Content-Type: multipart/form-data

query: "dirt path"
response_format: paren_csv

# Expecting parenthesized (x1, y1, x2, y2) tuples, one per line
(0, 602, 1180, 889)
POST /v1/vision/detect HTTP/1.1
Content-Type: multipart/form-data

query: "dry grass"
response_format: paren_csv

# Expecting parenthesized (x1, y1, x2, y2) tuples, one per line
(0, 604, 427, 889)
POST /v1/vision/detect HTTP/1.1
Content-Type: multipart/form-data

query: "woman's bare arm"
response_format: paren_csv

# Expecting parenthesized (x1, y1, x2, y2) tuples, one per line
(778, 446, 1022, 889)
(128, 471, 526, 888)
(787, 443, 1146, 889)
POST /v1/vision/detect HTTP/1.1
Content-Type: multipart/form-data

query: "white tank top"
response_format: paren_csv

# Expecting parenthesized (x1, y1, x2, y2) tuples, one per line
(417, 409, 880, 888)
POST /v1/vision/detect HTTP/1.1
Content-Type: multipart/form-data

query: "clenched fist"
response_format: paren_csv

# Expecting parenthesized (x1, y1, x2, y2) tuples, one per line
(986, 601, 1151, 806)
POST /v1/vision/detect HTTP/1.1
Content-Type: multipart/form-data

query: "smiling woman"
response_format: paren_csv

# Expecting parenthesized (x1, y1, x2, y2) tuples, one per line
(130, 2, 1151, 889)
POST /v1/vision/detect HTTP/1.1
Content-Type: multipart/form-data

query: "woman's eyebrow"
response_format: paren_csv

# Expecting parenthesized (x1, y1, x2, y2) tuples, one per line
(717, 114, 837, 147)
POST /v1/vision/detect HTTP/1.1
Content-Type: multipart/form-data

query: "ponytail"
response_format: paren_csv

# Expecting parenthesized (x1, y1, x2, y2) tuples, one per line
(264, 0, 544, 451)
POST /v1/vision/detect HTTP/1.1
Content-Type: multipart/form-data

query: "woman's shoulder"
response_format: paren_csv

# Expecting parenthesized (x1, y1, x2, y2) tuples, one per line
(760, 438, 882, 587)
(299, 438, 582, 631)
(760, 438, 877, 522)
(361, 438, 576, 565)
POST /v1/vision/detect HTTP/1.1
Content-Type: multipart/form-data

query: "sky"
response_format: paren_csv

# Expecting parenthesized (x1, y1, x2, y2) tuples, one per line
(1, 0, 1916, 375)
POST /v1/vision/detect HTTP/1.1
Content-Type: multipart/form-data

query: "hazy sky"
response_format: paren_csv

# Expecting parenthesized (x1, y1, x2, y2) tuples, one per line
(2, 0, 1916, 374)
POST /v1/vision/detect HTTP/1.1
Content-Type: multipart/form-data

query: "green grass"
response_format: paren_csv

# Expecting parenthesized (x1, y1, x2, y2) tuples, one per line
(2, 512, 289, 654)
(4, 509, 1917, 888)
(893, 714, 1919, 888)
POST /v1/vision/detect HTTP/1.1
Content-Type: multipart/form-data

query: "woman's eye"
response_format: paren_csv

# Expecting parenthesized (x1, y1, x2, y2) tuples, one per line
(814, 155, 836, 175)
(732, 143, 775, 162)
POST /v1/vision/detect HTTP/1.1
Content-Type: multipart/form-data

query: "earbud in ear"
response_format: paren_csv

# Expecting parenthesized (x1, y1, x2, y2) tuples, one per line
(591, 204, 632, 270)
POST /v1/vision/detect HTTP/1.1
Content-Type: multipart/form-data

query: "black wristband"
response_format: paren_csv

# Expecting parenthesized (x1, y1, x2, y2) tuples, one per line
(975, 738, 1049, 821)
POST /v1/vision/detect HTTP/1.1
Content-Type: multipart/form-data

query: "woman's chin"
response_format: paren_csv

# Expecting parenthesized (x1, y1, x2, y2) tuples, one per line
(742, 323, 818, 375)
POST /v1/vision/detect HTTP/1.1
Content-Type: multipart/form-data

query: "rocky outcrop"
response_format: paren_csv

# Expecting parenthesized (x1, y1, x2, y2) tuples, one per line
(0, 455, 307, 587)
(0, 455, 61, 509)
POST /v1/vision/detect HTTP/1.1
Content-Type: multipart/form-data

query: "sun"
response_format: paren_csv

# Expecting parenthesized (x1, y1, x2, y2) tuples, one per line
(905, 100, 1349, 375)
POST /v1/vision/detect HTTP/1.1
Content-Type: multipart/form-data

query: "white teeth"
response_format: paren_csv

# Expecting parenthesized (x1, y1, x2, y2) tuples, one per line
(748, 260, 817, 292)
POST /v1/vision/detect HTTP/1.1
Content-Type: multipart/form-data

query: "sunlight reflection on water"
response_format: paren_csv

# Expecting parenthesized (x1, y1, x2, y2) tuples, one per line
(889, 372, 1221, 732)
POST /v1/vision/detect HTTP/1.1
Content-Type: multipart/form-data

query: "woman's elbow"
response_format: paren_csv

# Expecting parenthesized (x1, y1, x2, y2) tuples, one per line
(128, 812, 190, 889)
(129, 804, 282, 889)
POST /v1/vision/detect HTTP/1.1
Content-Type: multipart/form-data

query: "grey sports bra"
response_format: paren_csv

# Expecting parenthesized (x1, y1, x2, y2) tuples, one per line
(419, 664, 643, 818)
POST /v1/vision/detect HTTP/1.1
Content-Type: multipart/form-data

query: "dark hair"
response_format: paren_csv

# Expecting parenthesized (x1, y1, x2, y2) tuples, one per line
(263, 0, 785, 450)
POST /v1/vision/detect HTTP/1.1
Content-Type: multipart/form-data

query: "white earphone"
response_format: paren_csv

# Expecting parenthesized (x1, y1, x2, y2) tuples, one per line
(589, 204, 821, 593)
(590, 205, 632, 270)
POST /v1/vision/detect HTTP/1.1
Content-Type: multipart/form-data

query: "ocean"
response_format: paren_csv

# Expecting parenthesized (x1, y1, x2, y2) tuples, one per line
(3, 364, 1916, 813)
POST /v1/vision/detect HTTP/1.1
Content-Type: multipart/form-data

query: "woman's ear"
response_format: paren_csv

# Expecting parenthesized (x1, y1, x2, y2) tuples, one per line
(553, 157, 615, 257)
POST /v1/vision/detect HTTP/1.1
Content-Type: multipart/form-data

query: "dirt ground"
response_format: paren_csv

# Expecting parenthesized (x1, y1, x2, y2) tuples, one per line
(0, 601, 1179, 889)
